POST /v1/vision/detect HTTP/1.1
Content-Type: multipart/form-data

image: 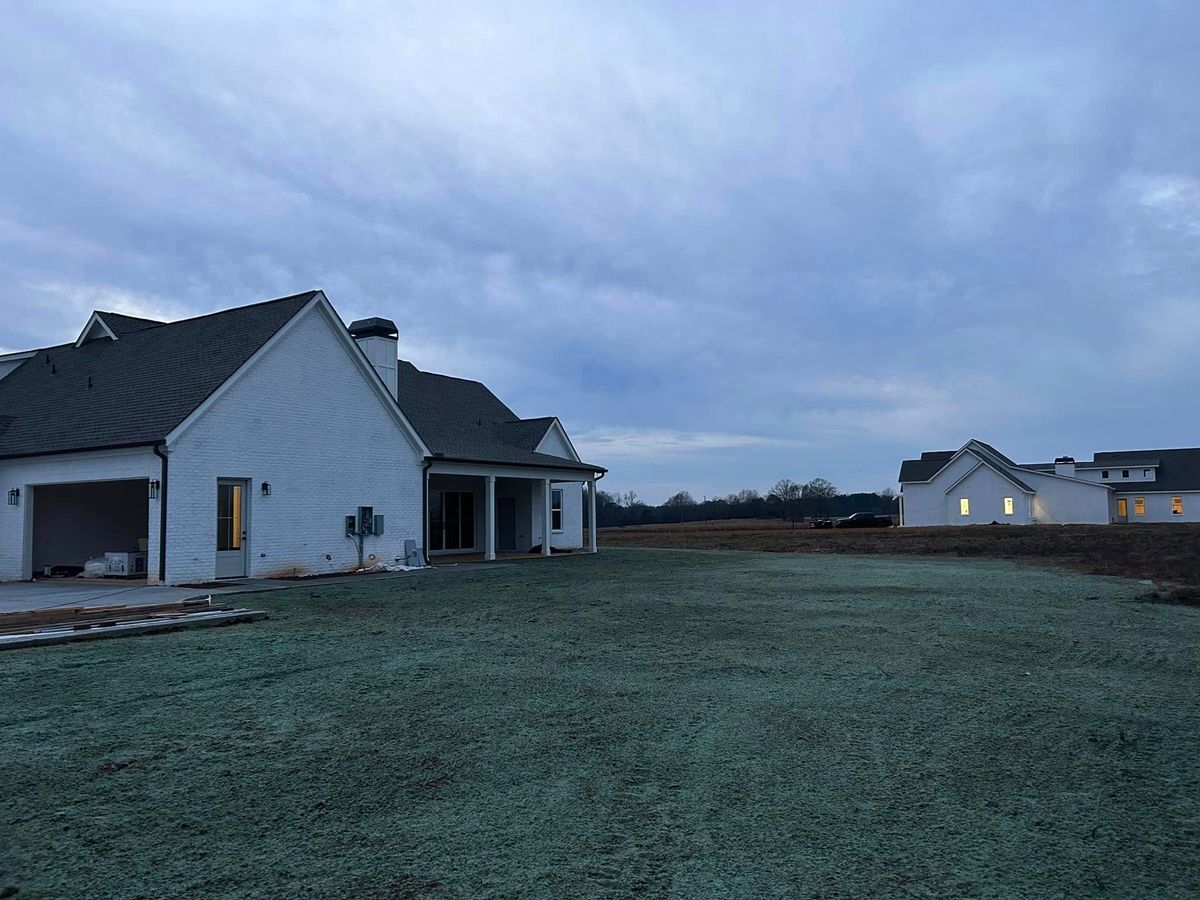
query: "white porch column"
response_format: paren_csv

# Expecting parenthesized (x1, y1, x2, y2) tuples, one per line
(588, 479, 598, 553)
(541, 478, 552, 556)
(485, 475, 496, 561)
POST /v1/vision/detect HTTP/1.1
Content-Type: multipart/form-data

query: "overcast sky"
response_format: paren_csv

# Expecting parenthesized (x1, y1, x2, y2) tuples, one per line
(2, 2, 1198, 502)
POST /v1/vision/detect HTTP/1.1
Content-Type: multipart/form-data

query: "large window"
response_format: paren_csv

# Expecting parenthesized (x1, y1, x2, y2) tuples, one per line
(1134, 497, 1146, 516)
(1172, 496, 1184, 516)
(430, 490, 476, 551)
(552, 489, 563, 532)
(1003, 497, 1014, 516)
(959, 498, 970, 516)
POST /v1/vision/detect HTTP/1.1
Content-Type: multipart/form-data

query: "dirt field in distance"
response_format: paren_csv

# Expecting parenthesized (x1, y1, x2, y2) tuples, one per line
(600, 519, 1200, 595)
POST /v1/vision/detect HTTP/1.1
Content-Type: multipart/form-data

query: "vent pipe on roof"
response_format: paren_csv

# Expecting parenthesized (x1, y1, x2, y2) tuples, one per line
(1054, 456, 1076, 477)
(348, 317, 399, 400)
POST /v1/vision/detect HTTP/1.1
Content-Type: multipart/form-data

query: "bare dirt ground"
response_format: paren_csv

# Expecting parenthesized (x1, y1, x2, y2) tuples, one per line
(600, 519, 1200, 597)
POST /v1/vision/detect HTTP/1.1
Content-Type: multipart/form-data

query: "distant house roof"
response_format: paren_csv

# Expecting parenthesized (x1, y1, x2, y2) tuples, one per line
(0, 292, 317, 459)
(900, 441, 1200, 493)
(898, 450, 955, 483)
(396, 361, 604, 473)
(1098, 448, 1200, 493)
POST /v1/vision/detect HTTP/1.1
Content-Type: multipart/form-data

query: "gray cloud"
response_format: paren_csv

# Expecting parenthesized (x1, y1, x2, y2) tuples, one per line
(3, 1, 1199, 501)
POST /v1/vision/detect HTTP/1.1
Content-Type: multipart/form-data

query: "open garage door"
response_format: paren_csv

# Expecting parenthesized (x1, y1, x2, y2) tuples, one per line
(31, 480, 149, 578)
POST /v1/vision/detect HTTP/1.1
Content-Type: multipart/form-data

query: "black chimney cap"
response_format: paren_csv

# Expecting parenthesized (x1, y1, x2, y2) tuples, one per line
(1054, 456, 1075, 464)
(348, 317, 398, 338)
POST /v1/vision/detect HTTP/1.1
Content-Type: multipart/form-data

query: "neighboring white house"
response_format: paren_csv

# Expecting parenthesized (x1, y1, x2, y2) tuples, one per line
(0, 291, 605, 584)
(898, 439, 1200, 526)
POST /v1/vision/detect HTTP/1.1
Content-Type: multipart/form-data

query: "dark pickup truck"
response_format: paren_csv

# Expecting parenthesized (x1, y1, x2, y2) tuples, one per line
(833, 512, 895, 529)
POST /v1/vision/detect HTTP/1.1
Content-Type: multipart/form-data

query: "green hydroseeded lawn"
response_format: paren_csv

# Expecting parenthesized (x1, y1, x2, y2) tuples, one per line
(1, 549, 1197, 898)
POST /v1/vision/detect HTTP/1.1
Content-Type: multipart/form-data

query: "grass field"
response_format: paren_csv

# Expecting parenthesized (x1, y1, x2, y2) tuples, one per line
(601, 520, 1200, 597)
(2, 550, 1198, 897)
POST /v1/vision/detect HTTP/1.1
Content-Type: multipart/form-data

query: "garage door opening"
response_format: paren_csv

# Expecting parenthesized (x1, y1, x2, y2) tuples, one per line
(31, 480, 149, 578)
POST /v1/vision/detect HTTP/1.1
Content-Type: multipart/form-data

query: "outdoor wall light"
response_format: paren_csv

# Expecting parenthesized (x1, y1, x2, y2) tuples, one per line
(148, 479, 160, 499)
(7, 488, 19, 506)
(261, 482, 271, 496)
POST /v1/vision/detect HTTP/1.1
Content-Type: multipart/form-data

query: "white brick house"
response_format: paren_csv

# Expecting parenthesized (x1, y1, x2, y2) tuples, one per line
(0, 291, 604, 584)
(898, 438, 1200, 526)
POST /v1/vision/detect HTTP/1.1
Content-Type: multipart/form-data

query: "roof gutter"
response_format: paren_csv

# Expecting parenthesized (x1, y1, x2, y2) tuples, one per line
(152, 443, 169, 583)
(0, 439, 162, 462)
(430, 455, 608, 475)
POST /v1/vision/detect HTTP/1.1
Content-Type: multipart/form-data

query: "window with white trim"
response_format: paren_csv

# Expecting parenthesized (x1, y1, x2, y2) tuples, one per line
(1172, 496, 1183, 516)
(1003, 497, 1014, 516)
(1134, 497, 1146, 516)
(959, 498, 970, 516)
(552, 488, 563, 532)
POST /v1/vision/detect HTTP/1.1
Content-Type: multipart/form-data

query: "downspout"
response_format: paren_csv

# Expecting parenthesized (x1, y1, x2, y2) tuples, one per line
(592, 470, 605, 545)
(421, 457, 433, 565)
(152, 443, 169, 583)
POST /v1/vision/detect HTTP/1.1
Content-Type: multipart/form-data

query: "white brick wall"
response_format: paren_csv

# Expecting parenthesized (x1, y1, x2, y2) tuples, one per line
(531, 480, 583, 550)
(0, 448, 161, 581)
(163, 303, 424, 584)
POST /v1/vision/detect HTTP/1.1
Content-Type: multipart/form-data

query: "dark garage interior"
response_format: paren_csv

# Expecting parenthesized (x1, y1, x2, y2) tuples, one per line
(31, 480, 149, 575)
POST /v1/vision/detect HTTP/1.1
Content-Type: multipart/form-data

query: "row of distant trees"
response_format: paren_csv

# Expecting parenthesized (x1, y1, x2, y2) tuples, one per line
(596, 479, 898, 528)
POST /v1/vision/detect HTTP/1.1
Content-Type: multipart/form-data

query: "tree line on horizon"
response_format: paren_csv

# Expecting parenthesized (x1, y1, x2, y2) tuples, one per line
(595, 478, 899, 527)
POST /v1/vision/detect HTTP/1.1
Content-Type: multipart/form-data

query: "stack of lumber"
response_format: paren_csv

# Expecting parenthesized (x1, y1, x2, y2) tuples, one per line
(0, 597, 267, 650)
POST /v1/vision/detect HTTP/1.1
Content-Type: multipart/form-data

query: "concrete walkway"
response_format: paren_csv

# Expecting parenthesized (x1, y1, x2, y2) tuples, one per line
(0, 561, 512, 614)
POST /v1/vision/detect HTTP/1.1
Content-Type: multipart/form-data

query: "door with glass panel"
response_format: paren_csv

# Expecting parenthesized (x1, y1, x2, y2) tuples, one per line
(215, 479, 248, 577)
(430, 490, 476, 552)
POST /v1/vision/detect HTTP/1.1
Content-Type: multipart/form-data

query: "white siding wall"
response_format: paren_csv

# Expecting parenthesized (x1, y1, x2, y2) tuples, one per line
(531, 481, 584, 550)
(164, 304, 424, 584)
(900, 453, 981, 526)
(1024, 472, 1111, 523)
(1114, 491, 1200, 523)
(536, 426, 573, 459)
(942, 465, 1033, 524)
(1075, 468, 1157, 486)
(0, 448, 161, 581)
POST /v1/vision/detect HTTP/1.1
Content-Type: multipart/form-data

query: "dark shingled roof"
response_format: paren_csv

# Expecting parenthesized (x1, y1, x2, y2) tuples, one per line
(1096, 448, 1200, 493)
(0, 292, 317, 459)
(396, 361, 603, 472)
(96, 311, 166, 337)
(898, 450, 955, 483)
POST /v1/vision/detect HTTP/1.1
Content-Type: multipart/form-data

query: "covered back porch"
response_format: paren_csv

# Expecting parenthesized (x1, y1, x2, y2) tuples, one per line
(426, 460, 599, 561)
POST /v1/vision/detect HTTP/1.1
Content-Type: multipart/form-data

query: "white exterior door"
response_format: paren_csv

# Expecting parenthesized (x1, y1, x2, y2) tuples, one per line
(215, 479, 248, 578)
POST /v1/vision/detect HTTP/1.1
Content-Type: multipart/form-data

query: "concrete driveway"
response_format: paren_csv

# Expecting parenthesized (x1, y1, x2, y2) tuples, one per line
(0, 561, 511, 614)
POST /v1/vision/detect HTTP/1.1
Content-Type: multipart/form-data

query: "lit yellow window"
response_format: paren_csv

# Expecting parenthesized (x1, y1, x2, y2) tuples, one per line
(1116, 498, 1128, 518)
(960, 498, 970, 516)
(1003, 497, 1014, 516)
(1172, 496, 1183, 515)
(1134, 497, 1145, 516)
